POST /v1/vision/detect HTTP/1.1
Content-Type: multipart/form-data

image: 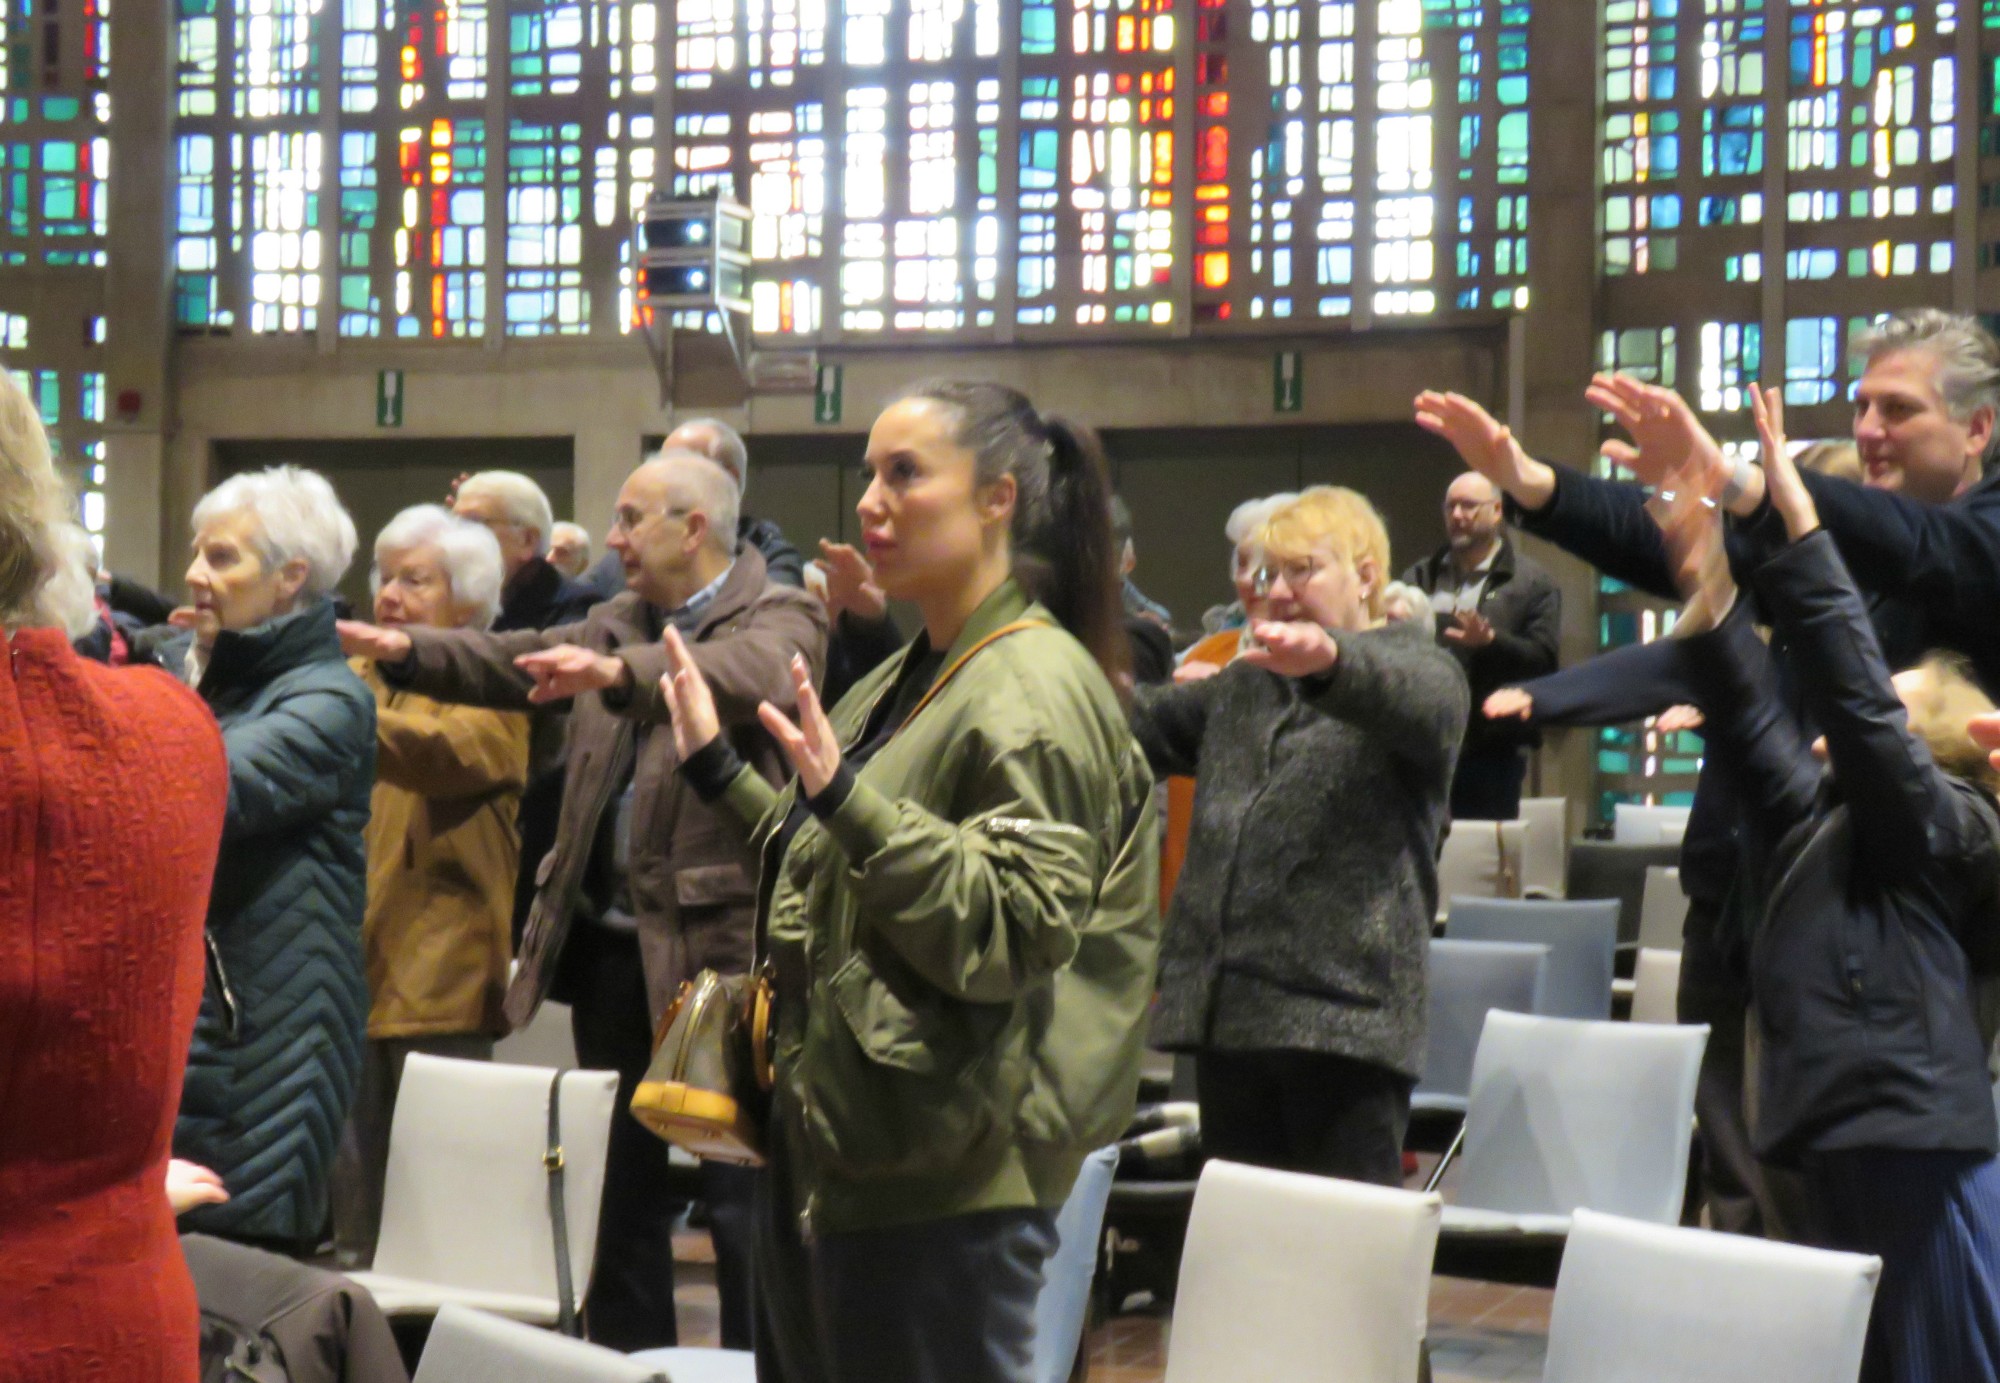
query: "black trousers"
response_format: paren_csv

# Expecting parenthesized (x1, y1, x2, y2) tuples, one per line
(1449, 744, 1529, 823)
(751, 1098, 1058, 1383)
(556, 923, 757, 1350)
(1194, 1048, 1413, 1188)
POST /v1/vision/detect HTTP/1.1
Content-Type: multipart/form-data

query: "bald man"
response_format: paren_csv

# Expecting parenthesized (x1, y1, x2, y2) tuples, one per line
(339, 449, 826, 1351)
(1402, 471, 1561, 820)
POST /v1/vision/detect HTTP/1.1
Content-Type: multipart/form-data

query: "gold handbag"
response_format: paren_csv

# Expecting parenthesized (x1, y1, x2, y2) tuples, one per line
(629, 963, 775, 1166)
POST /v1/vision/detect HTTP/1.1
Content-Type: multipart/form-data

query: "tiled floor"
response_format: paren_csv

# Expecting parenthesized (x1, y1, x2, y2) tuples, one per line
(669, 1235, 1552, 1382)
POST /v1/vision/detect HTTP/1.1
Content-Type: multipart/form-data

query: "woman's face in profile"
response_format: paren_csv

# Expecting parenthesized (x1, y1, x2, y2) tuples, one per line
(186, 510, 294, 634)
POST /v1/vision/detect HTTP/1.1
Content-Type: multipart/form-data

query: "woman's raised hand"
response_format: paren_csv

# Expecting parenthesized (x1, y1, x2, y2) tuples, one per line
(1240, 620, 1339, 678)
(659, 625, 722, 761)
(1751, 385, 1820, 542)
(335, 619, 413, 662)
(758, 654, 843, 799)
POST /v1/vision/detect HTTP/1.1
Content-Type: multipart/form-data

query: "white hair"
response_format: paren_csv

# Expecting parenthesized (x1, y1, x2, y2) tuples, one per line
(550, 520, 591, 556)
(456, 470, 555, 554)
(371, 503, 506, 629)
(649, 448, 741, 555)
(0, 368, 97, 638)
(1379, 580, 1435, 628)
(192, 465, 358, 602)
(667, 418, 749, 492)
(1225, 492, 1298, 547)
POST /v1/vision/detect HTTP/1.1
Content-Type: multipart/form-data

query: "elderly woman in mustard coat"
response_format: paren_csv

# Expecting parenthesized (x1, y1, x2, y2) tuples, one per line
(332, 504, 530, 1267)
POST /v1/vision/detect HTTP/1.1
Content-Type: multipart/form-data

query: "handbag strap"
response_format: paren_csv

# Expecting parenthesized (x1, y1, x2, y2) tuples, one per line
(896, 619, 1050, 732)
(544, 1069, 580, 1337)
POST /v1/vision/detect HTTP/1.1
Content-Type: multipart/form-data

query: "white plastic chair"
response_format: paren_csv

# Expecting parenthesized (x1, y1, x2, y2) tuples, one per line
(1613, 802, 1692, 845)
(1415, 938, 1550, 1115)
(1630, 948, 1683, 1026)
(1637, 867, 1689, 952)
(1542, 1209, 1879, 1383)
(1436, 820, 1528, 920)
(494, 997, 579, 1069)
(1518, 796, 1569, 898)
(1429, 1011, 1708, 1241)
(1445, 897, 1619, 1021)
(1033, 1145, 1121, 1383)
(624, 1348, 753, 1383)
(1163, 1161, 1440, 1383)
(349, 1056, 618, 1327)
(415, 1305, 666, 1383)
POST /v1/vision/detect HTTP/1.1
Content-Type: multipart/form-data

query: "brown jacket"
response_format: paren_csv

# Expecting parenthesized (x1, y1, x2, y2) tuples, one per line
(387, 548, 828, 1026)
(353, 659, 530, 1039)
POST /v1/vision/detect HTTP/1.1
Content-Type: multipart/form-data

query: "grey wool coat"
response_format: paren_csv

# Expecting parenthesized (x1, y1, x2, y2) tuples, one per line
(1132, 622, 1468, 1080)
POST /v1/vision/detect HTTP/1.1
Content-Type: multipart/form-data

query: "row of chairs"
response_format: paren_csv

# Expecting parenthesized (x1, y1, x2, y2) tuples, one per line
(409, 1160, 1879, 1383)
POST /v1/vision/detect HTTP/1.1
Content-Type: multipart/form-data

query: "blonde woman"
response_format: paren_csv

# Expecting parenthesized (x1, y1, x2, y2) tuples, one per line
(0, 368, 230, 1379)
(1132, 486, 1469, 1185)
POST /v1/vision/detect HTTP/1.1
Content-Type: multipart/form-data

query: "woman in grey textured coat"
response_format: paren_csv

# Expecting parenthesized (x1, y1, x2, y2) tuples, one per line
(1132, 486, 1468, 1186)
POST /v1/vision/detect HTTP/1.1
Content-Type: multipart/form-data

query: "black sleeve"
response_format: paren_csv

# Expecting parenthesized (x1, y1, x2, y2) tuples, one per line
(1512, 634, 1703, 729)
(822, 611, 907, 707)
(106, 574, 178, 626)
(1509, 468, 1682, 602)
(1753, 529, 1997, 874)
(1125, 616, 1174, 687)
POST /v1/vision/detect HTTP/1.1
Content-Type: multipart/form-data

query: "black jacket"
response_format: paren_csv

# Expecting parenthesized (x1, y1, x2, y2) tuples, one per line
(1402, 533, 1561, 754)
(495, 554, 599, 634)
(1132, 624, 1468, 1078)
(1688, 532, 2000, 1165)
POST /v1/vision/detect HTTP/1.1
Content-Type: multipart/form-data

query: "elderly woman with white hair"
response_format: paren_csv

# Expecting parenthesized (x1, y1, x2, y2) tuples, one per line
(0, 372, 232, 1374)
(330, 504, 531, 1267)
(162, 464, 379, 1254)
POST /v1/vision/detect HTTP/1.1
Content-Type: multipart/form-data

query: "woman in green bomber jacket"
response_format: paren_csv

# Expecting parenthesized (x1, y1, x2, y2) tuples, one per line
(659, 381, 1162, 1383)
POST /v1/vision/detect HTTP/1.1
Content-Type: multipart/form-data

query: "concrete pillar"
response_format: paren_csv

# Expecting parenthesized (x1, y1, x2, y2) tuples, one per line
(1519, 0, 1605, 822)
(103, 0, 174, 584)
(574, 424, 646, 538)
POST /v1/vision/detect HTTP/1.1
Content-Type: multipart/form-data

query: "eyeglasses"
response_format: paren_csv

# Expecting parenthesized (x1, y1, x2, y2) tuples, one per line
(1258, 558, 1327, 592)
(610, 504, 692, 535)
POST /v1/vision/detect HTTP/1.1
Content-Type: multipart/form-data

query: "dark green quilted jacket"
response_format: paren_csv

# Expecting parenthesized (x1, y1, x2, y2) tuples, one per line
(166, 600, 376, 1244)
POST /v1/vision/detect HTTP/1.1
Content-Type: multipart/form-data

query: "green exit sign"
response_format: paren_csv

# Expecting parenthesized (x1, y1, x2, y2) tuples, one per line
(377, 369, 404, 428)
(1274, 352, 1302, 413)
(815, 363, 843, 424)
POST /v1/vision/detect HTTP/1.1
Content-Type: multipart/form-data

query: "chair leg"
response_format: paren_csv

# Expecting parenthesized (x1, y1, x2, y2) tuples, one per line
(1423, 1125, 1467, 1195)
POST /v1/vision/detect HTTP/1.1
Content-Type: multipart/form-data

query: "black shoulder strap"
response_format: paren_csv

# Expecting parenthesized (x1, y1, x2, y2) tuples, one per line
(544, 1069, 580, 1336)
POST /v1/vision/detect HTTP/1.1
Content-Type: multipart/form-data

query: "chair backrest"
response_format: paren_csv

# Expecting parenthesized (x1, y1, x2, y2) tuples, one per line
(1164, 1161, 1440, 1383)
(1563, 840, 1683, 949)
(1444, 896, 1619, 1020)
(493, 997, 580, 1070)
(1613, 802, 1692, 845)
(374, 1056, 619, 1306)
(1543, 1209, 1879, 1383)
(1416, 939, 1551, 1109)
(1637, 867, 1689, 952)
(1031, 1146, 1120, 1383)
(415, 1305, 666, 1383)
(1458, 1011, 1708, 1225)
(1518, 797, 1569, 898)
(1436, 820, 1527, 919)
(1630, 948, 1683, 1026)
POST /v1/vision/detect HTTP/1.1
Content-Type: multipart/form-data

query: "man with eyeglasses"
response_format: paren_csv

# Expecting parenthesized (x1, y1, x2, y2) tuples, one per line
(1400, 470, 1562, 820)
(340, 449, 826, 1353)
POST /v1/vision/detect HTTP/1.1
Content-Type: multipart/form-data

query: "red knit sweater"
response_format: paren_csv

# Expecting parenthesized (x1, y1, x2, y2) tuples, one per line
(0, 628, 228, 1383)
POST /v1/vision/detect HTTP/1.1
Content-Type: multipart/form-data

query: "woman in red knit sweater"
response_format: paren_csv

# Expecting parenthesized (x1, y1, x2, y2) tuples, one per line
(0, 369, 229, 1382)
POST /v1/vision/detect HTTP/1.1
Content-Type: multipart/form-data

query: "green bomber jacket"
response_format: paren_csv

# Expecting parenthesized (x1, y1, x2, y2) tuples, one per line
(711, 578, 1160, 1236)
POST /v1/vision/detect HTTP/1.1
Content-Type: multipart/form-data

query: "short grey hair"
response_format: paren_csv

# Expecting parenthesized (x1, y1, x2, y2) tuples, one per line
(0, 368, 95, 637)
(667, 417, 749, 491)
(192, 465, 357, 602)
(1225, 492, 1298, 547)
(649, 447, 740, 555)
(1379, 580, 1435, 628)
(371, 503, 506, 629)
(456, 470, 555, 553)
(550, 520, 591, 556)
(1858, 308, 2000, 465)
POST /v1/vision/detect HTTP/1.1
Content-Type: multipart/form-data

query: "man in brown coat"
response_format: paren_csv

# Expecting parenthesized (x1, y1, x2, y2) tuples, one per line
(339, 450, 827, 1351)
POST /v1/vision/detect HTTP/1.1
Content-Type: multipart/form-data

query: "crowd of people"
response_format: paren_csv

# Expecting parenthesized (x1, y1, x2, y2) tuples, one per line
(7, 308, 2000, 1383)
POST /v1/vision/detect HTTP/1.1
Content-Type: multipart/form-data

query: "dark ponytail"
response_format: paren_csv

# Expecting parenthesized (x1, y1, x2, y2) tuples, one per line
(1018, 415, 1129, 696)
(898, 380, 1130, 697)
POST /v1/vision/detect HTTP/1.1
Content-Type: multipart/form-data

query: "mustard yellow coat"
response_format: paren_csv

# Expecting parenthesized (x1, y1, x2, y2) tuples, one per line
(353, 658, 530, 1039)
